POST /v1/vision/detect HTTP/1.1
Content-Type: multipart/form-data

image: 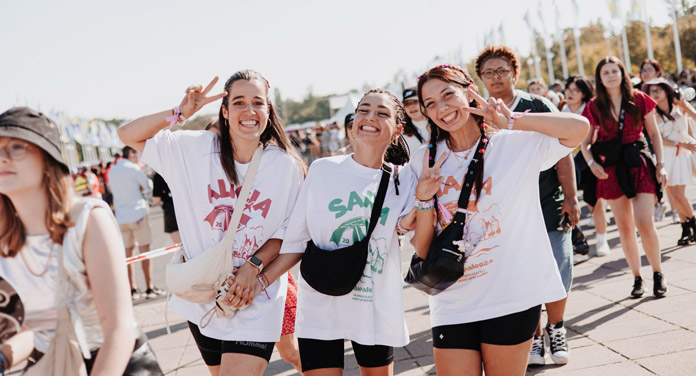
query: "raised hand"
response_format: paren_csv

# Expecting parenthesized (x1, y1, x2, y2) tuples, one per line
(179, 76, 228, 119)
(416, 148, 448, 200)
(460, 87, 512, 129)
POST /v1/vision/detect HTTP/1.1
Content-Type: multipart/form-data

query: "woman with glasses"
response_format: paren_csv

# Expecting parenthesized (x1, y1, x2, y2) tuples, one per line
(0, 108, 153, 374)
(579, 56, 668, 298)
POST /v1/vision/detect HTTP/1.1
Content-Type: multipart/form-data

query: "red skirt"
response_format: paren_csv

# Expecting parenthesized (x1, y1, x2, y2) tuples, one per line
(596, 155, 657, 200)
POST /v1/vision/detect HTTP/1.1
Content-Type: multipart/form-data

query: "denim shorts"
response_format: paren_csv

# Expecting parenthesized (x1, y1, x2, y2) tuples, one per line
(548, 230, 573, 293)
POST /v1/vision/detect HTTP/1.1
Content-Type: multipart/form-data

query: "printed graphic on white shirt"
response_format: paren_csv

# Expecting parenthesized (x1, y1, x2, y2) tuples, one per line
(406, 131, 571, 327)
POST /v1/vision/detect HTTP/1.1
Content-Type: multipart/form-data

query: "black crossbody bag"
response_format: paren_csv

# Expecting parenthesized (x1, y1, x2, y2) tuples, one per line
(591, 108, 625, 167)
(300, 166, 391, 296)
(404, 136, 488, 295)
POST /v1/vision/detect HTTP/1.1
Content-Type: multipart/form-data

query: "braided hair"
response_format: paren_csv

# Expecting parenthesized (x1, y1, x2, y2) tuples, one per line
(416, 65, 494, 219)
(356, 89, 411, 194)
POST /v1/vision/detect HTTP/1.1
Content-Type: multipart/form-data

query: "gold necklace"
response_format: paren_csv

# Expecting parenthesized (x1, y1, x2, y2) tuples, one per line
(446, 139, 476, 169)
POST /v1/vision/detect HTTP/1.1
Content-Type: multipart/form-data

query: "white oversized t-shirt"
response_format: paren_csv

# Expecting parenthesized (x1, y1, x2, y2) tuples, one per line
(141, 130, 304, 342)
(280, 155, 415, 347)
(407, 130, 570, 328)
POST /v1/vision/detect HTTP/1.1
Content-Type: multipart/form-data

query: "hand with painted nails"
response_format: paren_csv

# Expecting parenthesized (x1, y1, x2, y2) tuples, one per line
(179, 76, 228, 119)
(416, 148, 448, 201)
(460, 87, 512, 129)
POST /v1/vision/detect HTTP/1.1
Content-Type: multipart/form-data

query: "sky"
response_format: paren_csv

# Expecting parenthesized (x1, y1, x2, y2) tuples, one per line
(1, 0, 673, 120)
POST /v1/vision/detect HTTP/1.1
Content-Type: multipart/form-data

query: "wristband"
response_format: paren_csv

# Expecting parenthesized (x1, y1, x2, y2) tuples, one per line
(396, 217, 413, 234)
(257, 274, 270, 299)
(415, 198, 435, 211)
(507, 109, 530, 130)
(587, 159, 595, 167)
(165, 106, 188, 129)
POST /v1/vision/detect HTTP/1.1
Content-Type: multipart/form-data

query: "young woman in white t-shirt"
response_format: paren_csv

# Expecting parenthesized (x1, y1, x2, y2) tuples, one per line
(410, 65, 589, 375)
(0, 108, 138, 374)
(118, 70, 306, 376)
(257, 89, 445, 375)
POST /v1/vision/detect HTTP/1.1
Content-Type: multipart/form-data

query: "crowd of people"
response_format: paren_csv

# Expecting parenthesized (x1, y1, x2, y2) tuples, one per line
(0, 43, 693, 376)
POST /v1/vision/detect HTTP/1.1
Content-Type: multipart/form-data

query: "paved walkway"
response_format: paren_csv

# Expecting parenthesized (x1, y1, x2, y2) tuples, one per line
(135, 197, 696, 375)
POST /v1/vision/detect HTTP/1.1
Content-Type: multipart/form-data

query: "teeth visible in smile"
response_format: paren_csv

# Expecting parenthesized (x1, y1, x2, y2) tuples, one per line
(361, 125, 378, 132)
(442, 112, 456, 122)
(241, 120, 258, 127)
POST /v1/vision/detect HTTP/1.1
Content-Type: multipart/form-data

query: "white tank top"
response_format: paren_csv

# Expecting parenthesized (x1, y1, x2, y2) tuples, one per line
(0, 197, 133, 353)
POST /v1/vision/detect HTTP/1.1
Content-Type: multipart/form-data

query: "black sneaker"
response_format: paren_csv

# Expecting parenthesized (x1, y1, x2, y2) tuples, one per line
(546, 321, 569, 364)
(653, 272, 668, 298)
(528, 335, 545, 366)
(145, 287, 166, 299)
(131, 289, 142, 300)
(631, 276, 645, 298)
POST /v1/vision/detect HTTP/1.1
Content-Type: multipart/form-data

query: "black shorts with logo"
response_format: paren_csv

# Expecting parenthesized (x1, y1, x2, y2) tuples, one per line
(188, 321, 275, 365)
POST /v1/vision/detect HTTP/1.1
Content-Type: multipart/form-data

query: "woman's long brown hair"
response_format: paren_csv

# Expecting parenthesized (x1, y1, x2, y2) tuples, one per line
(0, 151, 73, 257)
(593, 56, 642, 132)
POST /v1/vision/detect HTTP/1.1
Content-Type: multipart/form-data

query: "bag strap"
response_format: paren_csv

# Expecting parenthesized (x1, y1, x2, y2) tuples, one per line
(217, 145, 264, 249)
(362, 165, 392, 242)
(617, 107, 625, 149)
(451, 135, 489, 227)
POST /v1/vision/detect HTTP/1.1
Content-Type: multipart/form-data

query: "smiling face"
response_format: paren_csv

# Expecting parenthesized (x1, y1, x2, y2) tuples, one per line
(0, 137, 44, 197)
(352, 93, 401, 150)
(421, 78, 471, 133)
(221, 79, 270, 144)
(403, 99, 425, 121)
(480, 58, 516, 98)
(599, 63, 623, 91)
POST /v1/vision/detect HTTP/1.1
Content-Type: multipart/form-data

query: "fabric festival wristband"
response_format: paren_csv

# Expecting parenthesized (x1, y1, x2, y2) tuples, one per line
(396, 217, 412, 234)
(257, 275, 270, 299)
(415, 198, 435, 211)
(165, 106, 188, 129)
(587, 159, 595, 167)
(507, 109, 530, 130)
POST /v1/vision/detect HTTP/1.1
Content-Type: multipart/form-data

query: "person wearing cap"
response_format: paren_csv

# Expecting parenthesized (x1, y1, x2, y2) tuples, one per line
(336, 113, 356, 155)
(644, 78, 696, 245)
(401, 87, 430, 155)
(0, 107, 144, 374)
(108, 145, 163, 300)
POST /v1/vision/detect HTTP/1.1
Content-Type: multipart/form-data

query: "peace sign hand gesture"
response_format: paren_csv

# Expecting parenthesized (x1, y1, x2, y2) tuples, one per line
(416, 148, 448, 201)
(461, 87, 512, 130)
(178, 76, 228, 119)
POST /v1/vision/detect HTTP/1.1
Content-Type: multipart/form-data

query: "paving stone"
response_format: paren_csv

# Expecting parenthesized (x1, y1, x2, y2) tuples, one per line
(554, 361, 654, 375)
(581, 313, 679, 342)
(638, 348, 696, 375)
(627, 289, 696, 316)
(604, 329, 696, 359)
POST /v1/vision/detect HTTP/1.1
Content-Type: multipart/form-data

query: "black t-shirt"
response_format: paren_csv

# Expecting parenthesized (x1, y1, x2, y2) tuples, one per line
(512, 91, 565, 232)
(152, 173, 174, 213)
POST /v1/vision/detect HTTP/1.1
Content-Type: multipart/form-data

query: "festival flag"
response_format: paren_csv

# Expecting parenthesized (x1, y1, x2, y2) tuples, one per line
(537, 0, 555, 83)
(671, 0, 683, 71)
(641, 0, 653, 59)
(570, 0, 585, 75)
(553, 0, 568, 79)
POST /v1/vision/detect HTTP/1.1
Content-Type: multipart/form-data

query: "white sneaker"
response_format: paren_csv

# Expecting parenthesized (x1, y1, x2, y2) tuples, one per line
(654, 202, 666, 222)
(528, 336, 545, 366)
(546, 321, 570, 365)
(588, 216, 595, 227)
(596, 238, 611, 257)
